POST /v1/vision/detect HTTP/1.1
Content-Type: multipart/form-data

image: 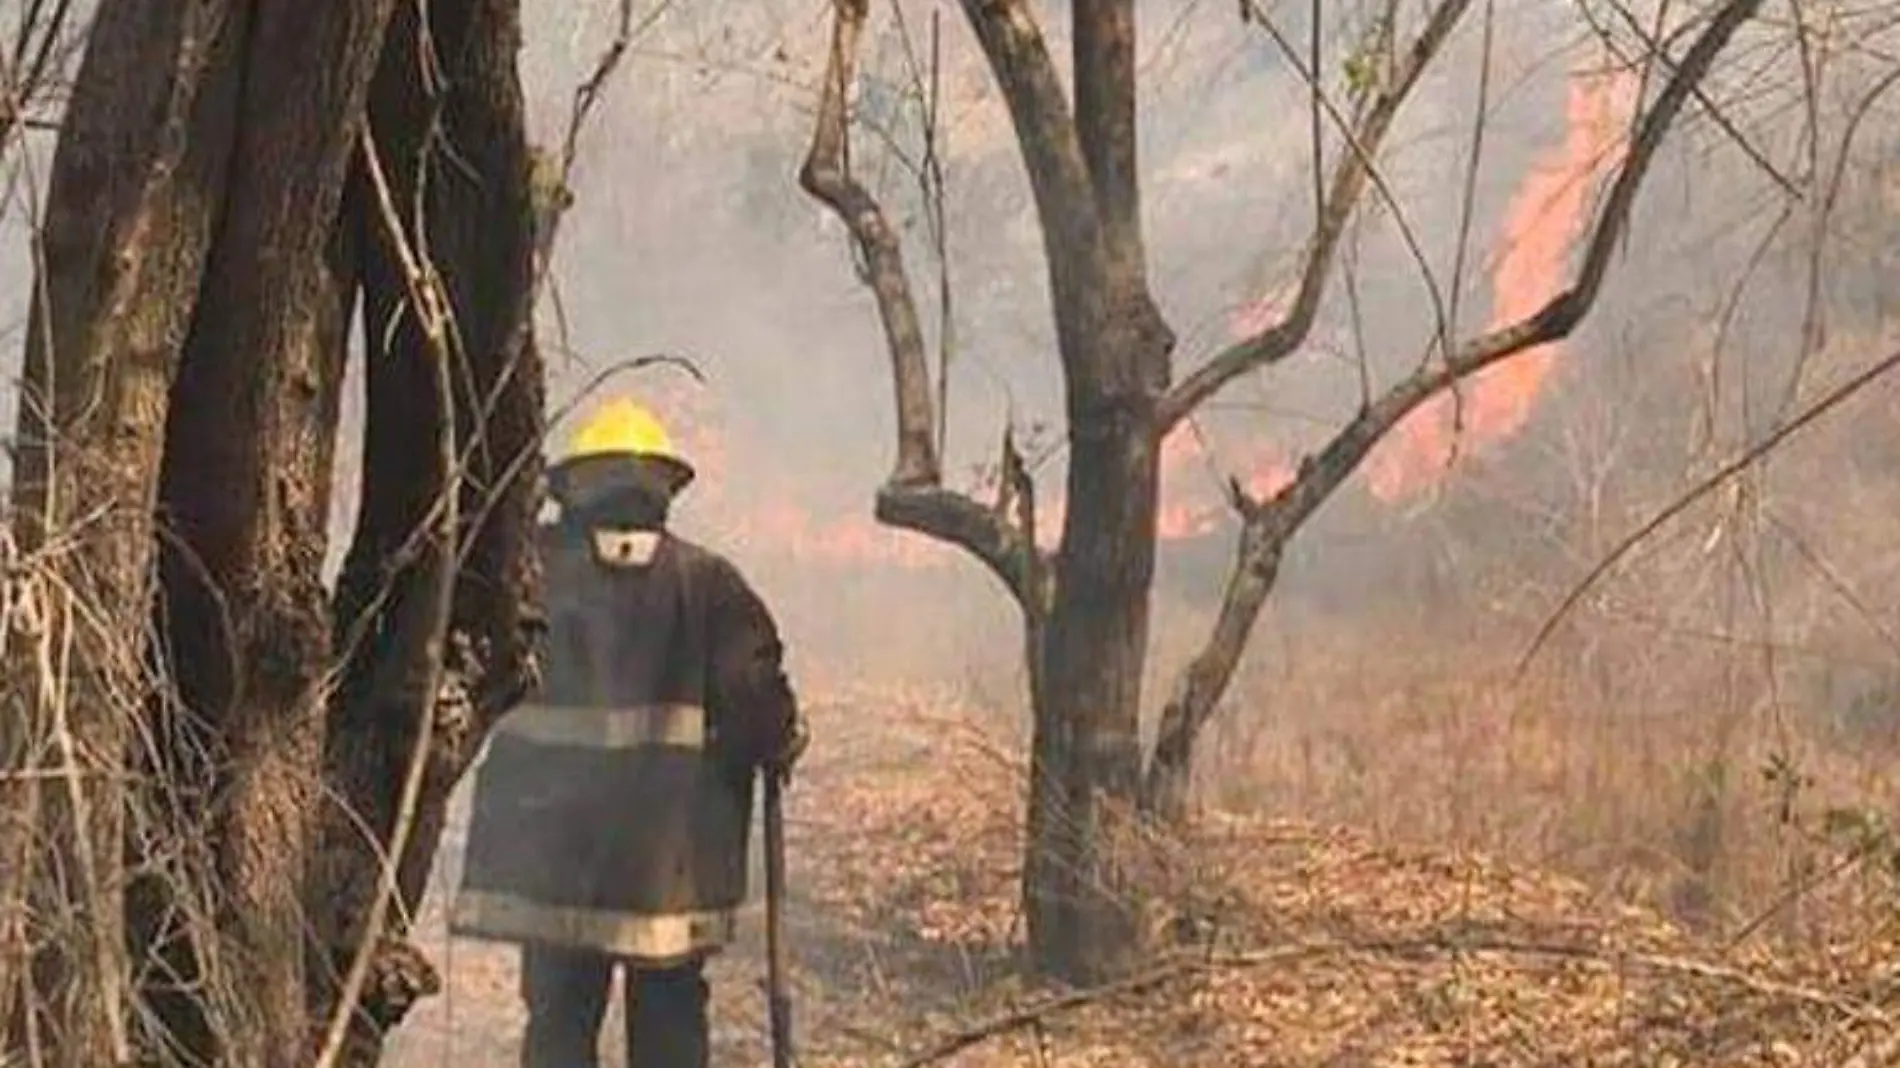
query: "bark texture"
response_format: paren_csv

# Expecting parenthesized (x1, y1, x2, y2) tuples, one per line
(9, 0, 542, 1062)
(150, 1, 399, 1062)
(3, 3, 254, 1062)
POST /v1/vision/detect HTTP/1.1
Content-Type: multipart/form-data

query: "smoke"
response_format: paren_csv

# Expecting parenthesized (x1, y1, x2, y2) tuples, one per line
(7, 0, 1900, 702)
(1366, 67, 1640, 501)
(495, 0, 1627, 659)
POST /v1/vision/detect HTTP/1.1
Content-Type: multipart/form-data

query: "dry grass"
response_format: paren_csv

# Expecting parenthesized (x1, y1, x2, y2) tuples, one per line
(386, 670, 1900, 1068)
(1189, 620, 1900, 949)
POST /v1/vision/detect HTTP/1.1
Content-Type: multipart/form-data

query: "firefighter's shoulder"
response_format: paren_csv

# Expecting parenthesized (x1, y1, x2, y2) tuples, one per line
(662, 533, 753, 589)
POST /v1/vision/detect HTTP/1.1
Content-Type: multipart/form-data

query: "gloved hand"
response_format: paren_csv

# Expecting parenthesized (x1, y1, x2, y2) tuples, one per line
(766, 718, 809, 784)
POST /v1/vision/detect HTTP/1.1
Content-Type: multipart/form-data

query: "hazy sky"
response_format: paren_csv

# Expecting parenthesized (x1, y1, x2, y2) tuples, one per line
(0, 0, 1892, 657)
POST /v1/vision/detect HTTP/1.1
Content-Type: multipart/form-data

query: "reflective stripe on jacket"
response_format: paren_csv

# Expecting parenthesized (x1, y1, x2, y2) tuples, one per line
(451, 524, 795, 966)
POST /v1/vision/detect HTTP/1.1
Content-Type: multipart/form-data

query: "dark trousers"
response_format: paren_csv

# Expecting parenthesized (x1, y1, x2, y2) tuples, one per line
(520, 943, 709, 1068)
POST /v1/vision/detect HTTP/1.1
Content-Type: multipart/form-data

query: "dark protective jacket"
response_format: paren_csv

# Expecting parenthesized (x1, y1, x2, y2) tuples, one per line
(451, 522, 798, 967)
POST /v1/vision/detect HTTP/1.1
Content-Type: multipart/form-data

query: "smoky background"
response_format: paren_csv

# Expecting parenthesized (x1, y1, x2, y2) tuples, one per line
(7, 3, 1900, 1059)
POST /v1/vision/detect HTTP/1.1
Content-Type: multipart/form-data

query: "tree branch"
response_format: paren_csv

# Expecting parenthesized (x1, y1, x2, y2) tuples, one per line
(1073, 0, 1142, 272)
(800, 0, 937, 487)
(897, 928, 1885, 1067)
(800, 0, 1048, 611)
(1263, 0, 1759, 536)
(1158, 0, 1473, 430)
(876, 482, 1046, 611)
(957, 0, 1134, 393)
(1518, 342, 1900, 678)
(1142, 0, 1764, 817)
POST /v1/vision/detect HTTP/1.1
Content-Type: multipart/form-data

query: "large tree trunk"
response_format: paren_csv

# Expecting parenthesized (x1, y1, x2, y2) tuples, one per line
(1025, 413, 1162, 983)
(149, 2, 397, 1063)
(1024, 219, 1172, 982)
(1, 4, 257, 1063)
(310, 0, 543, 1057)
(8, 0, 538, 1062)
(1019, 0, 1171, 983)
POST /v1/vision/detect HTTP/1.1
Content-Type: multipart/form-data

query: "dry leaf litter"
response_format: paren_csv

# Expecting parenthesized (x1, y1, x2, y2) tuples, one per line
(385, 686, 1900, 1067)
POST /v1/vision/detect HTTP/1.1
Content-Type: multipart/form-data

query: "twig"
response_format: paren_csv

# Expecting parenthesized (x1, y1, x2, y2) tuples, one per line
(559, 0, 667, 178)
(1160, 0, 1475, 429)
(897, 956, 1195, 1067)
(1517, 342, 1900, 676)
(1240, 1, 1455, 378)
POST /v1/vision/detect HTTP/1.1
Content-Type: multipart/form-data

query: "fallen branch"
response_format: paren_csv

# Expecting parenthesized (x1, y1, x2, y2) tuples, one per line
(898, 931, 1892, 1067)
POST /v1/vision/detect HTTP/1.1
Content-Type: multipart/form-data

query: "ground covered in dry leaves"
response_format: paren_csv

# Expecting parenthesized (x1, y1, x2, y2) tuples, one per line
(386, 688, 1900, 1067)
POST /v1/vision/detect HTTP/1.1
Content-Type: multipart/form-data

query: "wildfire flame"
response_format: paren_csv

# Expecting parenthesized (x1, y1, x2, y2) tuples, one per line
(622, 376, 953, 568)
(1156, 426, 1294, 540)
(1365, 68, 1638, 501)
(592, 68, 1631, 570)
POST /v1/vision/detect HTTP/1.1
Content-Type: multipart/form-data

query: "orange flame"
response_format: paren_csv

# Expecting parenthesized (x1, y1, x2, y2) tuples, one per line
(1365, 67, 1638, 501)
(640, 398, 1296, 570)
(1155, 426, 1294, 541)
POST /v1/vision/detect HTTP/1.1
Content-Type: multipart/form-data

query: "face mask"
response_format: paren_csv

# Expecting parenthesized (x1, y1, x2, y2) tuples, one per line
(590, 529, 662, 568)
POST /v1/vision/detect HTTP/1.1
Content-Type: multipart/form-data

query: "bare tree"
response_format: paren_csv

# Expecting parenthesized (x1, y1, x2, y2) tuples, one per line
(801, 0, 1767, 982)
(1, 0, 549, 1063)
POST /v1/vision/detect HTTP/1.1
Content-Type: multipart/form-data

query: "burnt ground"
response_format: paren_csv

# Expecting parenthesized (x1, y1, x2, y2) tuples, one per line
(384, 687, 1900, 1067)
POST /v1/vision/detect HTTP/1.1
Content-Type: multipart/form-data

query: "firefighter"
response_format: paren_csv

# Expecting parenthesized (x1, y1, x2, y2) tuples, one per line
(451, 397, 806, 1068)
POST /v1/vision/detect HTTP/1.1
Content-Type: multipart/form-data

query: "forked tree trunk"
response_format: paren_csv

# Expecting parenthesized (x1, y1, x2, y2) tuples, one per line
(149, 3, 398, 1063)
(1012, 0, 1177, 984)
(1, 4, 257, 1063)
(1141, 522, 1284, 824)
(8, 0, 539, 1062)
(312, 0, 544, 1057)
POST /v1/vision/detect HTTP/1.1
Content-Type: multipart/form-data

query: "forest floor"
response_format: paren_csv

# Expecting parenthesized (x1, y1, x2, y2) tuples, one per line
(384, 686, 1900, 1068)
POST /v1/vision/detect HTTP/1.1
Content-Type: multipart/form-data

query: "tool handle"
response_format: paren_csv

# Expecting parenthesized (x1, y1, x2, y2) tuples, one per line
(763, 771, 794, 1068)
(768, 993, 794, 1068)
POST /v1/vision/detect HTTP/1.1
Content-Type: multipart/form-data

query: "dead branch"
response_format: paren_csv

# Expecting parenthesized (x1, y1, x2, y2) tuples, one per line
(1158, 0, 1475, 430)
(1264, 0, 1762, 548)
(897, 930, 1889, 1067)
(1143, 0, 1764, 815)
(874, 482, 1046, 611)
(1243, 2, 1456, 369)
(1600, 0, 1801, 200)
(800, 0, 936, 486)
(897, 956, 1194, 1067)
(559, 0, 635, 177)
(1519, 341, 1900, 676)
(800, 0, 1049, 611)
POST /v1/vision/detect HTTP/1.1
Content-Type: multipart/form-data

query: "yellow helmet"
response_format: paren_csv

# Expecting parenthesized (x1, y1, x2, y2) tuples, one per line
(565, 398, 680, 463)
(552, 397, 696, 499)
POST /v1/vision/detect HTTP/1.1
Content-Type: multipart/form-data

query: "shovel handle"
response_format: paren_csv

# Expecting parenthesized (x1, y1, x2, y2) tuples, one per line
(763, 771, 794, 1068)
